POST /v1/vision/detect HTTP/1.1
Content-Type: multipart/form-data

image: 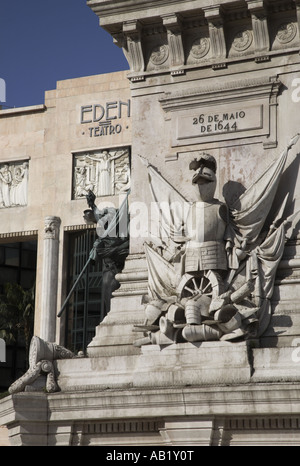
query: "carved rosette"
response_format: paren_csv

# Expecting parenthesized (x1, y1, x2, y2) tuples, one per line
(276, 22, 297, 44)
(190, 35, 210, 59)
(232, 29, 253, 52)
(149, 44, 169, 65)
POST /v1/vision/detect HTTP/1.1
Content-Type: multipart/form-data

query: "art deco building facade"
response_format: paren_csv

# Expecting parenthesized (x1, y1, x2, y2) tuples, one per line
(0, 70, 131, 385)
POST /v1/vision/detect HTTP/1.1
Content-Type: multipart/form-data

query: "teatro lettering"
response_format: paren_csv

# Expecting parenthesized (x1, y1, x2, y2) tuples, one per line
(192, 110, 246, 134)
(80, 99, 131, 137)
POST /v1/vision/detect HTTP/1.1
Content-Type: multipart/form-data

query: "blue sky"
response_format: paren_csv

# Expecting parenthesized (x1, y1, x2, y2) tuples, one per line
(0, 0, 129, 108)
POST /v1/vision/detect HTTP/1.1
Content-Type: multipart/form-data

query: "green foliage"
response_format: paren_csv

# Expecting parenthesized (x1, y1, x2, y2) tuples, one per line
(0, 282, 35, 353)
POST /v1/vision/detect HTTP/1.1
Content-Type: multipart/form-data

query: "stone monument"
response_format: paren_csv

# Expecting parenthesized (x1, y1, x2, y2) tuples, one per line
(2, 0, 300, 446)
(134, 140, 300, 347)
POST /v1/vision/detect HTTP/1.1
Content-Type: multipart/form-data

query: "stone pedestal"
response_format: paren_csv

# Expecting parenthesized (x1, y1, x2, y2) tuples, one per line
(87, 253, 148, 357)
(134, 341, 253, 387)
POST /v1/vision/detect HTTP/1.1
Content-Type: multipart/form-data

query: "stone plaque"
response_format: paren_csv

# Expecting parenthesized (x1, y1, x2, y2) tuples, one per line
(159, 77, 281, 149)
(176, 104, 263, 142)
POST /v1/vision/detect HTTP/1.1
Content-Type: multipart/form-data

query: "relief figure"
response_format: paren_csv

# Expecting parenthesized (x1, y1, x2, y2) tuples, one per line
(134, 135, 300, 346)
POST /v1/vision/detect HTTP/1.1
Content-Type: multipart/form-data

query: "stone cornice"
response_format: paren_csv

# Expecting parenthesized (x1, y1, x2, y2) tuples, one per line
(0, 104, 46, 118)
(159, 75, 280, 110)
(88, 0, 300, 80)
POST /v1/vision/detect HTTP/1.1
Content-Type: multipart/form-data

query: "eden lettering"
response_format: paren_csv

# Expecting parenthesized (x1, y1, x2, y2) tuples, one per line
(80, 99, 131, 124)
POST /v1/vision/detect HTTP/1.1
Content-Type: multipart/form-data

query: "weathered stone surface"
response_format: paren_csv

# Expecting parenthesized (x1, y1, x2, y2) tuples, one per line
(2, 0, 300, 446)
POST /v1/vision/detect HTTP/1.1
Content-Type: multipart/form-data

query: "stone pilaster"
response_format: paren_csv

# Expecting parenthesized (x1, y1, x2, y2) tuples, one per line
(162, 14, 185, 74)
(247, 0, 270, 59)
(39, 216, 61, 342)
(123, 20, 145, 78)
(204, 6, 227, 68)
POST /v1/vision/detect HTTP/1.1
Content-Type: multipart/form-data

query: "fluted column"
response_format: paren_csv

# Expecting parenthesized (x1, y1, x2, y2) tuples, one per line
(246, 0, 270, 59)
(163, 14, 185, 74)
(40, 216, 61, 342)
(204, 6, 227, 68)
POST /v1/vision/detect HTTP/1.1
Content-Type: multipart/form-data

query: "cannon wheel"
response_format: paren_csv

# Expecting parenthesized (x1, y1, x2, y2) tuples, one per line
(176, 270, 224, 300)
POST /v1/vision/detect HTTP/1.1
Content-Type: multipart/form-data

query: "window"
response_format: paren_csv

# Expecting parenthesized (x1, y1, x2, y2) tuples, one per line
(66, 230, 106, 353)
(0, 241, 37, 293)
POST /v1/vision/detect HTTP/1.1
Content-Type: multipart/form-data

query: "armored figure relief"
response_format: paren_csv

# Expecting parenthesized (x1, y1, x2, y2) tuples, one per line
(135, 135, 300, 346)
(183, 154, 228, 274)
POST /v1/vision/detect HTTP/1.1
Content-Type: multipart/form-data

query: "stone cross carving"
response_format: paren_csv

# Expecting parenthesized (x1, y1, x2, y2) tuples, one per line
(134, 135, 300, 346)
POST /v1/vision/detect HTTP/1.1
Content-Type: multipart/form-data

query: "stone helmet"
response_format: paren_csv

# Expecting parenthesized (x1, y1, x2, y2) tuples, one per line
(189, 152, 217, 185)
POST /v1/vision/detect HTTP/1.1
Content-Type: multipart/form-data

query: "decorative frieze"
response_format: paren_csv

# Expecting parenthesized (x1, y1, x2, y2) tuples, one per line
(96, 0, 300, 80)
(72, 147, 130, 199)
(0, 229, 38, 239)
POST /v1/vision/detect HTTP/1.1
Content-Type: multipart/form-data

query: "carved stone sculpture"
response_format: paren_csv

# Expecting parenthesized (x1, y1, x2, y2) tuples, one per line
(134, 135, 300, 346)
(8, 336, 74, 394)
(0, 161, 28, 208)
(83, 190, 129, 315)
(73, 148, 130, 199)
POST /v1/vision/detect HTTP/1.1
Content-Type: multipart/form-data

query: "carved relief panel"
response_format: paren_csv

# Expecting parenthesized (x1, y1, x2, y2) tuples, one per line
(72, 147, 130, 199)
(0, 160, 29, 208)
